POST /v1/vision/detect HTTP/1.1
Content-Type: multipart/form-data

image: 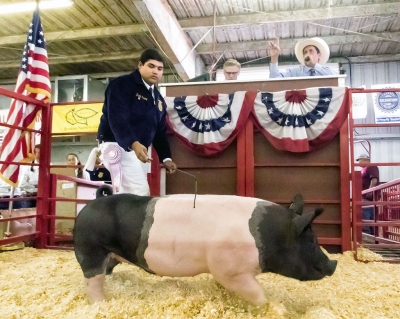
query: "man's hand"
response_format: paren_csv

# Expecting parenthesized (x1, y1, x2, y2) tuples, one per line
(131, 141, 152, 163)
(268, 37, 280, 63)
(163, 160, 177, 174)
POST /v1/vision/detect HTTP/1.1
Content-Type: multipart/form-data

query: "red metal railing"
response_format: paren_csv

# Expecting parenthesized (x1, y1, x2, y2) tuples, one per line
(349, 88, 400, 263)
(0, 86, 50, 249)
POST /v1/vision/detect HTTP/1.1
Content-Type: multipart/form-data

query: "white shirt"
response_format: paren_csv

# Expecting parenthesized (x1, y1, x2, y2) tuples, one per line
(19, 162, 39, 194)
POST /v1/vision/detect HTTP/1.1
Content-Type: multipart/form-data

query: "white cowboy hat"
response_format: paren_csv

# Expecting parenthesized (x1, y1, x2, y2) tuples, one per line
(356, 154, 370, 161)
(294, 37, 330, 65)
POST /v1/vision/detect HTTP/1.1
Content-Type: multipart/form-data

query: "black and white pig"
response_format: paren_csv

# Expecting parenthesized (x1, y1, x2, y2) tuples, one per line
(73, 187, 337, 305)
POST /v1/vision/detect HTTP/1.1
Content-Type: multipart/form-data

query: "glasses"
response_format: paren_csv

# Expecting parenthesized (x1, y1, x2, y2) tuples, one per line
(224, 71, 238, 76)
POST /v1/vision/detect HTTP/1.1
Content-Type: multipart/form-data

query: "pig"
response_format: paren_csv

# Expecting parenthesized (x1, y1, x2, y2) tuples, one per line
(73, 186, 337, 305)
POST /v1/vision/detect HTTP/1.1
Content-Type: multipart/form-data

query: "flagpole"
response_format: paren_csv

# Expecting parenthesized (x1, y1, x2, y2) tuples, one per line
(4, 186, 16, 238)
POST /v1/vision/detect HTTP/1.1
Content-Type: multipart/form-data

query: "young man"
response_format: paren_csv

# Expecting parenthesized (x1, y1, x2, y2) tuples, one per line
(268, 37, 337, 78)
(97, 48, 177, 195)
(223, 59, 241, 80)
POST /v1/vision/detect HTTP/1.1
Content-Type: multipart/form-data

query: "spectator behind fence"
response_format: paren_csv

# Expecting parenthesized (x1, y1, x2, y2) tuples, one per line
(0, 177, 23, 210)
(223, 59, 241, 80)
(67, 153, 89, 179)
(357, 153, 380, 235)
(18, 144, 41, 208)
(84, 147, 111, 184)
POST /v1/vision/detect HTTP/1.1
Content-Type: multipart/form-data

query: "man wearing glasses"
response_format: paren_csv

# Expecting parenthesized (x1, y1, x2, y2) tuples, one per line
(223, 59, 241, 80)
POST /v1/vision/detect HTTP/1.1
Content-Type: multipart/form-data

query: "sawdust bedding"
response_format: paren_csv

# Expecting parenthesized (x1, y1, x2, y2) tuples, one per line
(0, 247, 399, 319)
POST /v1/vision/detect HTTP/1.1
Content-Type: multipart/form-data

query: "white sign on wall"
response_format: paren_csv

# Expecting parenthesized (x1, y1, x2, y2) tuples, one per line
(352, 85, 367, 119)
(371, 83, 400, 124)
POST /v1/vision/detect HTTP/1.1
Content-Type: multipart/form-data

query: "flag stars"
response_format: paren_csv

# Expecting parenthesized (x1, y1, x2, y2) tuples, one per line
(267, 107, 274, 115)
(205, 123, 211, 130)
(323, 97, 331, 102)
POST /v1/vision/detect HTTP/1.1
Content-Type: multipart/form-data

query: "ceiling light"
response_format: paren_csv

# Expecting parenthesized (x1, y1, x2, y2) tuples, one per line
(0, 0, 73, 15)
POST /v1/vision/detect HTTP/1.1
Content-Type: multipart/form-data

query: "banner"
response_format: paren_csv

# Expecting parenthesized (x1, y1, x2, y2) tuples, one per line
(165, 91, 256, 155)
(371, 83, 400, 124)
(251, 87, 348, 152)
(52, 103, 102, 133)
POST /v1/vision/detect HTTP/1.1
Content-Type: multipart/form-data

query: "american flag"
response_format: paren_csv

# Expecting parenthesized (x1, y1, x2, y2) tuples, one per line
(0, 8, 51, 186)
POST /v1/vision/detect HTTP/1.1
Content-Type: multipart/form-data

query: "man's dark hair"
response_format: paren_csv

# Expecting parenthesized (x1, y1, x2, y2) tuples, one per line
(139, 48, 164, 65)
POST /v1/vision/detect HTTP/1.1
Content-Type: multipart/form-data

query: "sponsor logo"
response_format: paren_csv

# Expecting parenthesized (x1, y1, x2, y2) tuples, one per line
(375, 91, 400, 113)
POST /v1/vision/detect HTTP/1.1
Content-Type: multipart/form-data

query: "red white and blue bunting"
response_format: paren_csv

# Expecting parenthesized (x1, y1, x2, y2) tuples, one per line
(165, 91, 256, 155)
(165, 87, 348, 155)
(252, 87, 348, 152)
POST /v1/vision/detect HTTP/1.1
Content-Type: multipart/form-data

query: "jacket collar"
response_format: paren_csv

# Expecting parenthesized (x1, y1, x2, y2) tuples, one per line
(131, 69, 157, 92)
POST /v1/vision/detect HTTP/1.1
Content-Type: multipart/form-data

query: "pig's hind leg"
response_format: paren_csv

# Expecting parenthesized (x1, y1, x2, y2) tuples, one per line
(75, 246, 111, 303)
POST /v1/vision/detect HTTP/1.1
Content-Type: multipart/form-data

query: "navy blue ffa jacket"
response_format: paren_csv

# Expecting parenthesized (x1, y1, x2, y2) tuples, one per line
(86, 167, 111, 184)
(97, 70, 172, 161)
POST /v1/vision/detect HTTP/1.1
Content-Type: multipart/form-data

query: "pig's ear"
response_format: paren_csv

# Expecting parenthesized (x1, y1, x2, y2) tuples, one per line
(293, 208, 323, 236)
(288, 193, 304, 215)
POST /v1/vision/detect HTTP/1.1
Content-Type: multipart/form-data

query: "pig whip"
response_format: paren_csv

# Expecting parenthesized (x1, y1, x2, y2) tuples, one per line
(176, 169, 197, 208)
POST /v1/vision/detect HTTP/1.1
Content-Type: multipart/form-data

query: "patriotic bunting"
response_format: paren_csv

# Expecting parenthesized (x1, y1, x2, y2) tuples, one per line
(165, 87, 348, 155)
(165, 91, 256, 155)
(252, 87, 348, 152)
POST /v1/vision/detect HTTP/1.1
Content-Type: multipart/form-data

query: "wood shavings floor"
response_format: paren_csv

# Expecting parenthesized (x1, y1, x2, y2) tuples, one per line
(0, 247, 399, 319)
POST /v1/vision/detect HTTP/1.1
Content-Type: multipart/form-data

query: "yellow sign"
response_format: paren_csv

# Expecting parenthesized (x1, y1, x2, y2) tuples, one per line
(52, 103, 102, 133)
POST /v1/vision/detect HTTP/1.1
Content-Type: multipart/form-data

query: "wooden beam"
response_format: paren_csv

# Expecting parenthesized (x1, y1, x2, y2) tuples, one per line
(0, 24, 148, 45)
(179, 3, 400, 29)
(0, 50, 143, 69)
(330, 54, 400, 64)
(195, 32, 400, 54)
(133, 0, 200, 81)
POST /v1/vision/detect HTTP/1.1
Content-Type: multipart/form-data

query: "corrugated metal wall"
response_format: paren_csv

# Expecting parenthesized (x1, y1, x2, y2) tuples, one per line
(342, 61, 400, 182)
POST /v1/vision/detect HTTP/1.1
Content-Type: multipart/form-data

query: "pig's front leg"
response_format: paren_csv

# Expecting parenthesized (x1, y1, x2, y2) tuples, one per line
(213, 273, 266, 306)
(84, 272, 106, 303)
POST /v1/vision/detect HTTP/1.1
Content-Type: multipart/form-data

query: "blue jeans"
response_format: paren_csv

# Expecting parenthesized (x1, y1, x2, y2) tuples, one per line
(362, 206, 374, 235)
